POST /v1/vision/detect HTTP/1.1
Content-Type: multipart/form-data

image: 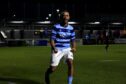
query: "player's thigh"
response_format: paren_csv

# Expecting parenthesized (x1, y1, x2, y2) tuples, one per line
(67, 48, 74, 60)
(63, 48, 74, 63)
(51, 50, 64, 66)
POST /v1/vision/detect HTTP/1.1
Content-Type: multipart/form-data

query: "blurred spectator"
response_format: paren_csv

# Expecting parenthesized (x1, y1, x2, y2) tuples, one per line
(85, 34, 90, 44)
(96, 30, 102, 44)
(43, 28, 48, 38)
(113, 29, 120, 38)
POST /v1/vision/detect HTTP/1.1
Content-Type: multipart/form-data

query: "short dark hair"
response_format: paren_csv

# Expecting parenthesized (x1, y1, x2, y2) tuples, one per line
(60, 10, 69, 18)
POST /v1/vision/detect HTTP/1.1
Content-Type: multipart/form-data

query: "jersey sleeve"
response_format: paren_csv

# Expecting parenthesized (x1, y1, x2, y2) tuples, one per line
(71, 29, 75, 42)
(51, 26, 57, 40)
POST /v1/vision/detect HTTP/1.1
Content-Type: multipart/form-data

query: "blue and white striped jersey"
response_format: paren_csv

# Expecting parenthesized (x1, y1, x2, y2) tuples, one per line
(51, 23, 75, 49)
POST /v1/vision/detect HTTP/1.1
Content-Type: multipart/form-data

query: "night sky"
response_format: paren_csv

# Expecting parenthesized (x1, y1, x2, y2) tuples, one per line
(0, 0, 126, 21)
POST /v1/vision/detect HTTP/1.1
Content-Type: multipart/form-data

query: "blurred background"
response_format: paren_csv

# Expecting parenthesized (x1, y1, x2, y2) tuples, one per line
(0, 0, 126, 46)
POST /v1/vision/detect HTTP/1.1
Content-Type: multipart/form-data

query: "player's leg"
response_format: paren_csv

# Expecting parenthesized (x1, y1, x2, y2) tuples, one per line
(105, 44, 109, 51)
(66, 49, 74, 84)
(45, 49, 63, 84)
(45, 66, 57, 84)
(66, 59, 74, 84)
(105, 38, 109, 52)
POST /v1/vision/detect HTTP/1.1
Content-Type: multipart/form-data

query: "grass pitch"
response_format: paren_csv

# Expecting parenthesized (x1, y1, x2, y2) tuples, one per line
(0, 44, 126, 84)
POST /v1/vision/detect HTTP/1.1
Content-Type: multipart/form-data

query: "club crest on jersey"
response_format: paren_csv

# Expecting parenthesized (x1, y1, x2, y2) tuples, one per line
(60, 33, 66, 38)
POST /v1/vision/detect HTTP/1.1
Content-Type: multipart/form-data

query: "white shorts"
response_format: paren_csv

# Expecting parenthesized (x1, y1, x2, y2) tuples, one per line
(51, 48, 73, 66)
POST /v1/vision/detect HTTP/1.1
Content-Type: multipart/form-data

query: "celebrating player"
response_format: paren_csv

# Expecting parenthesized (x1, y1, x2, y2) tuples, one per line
(45, 10, 76, 84)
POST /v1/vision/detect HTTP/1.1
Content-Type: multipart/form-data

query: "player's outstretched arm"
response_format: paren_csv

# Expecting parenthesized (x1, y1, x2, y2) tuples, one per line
(71, 40, 76, 53)
(50, 40, 58, 53)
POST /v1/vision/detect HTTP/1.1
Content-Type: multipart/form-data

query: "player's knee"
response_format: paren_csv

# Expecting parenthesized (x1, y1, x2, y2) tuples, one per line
(67, 59, 73, 68)
(49, 66, 57, 72)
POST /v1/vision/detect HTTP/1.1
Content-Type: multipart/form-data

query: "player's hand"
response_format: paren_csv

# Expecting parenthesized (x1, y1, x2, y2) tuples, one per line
(53, 48, 58, 53)
(71, 48, 76, 53)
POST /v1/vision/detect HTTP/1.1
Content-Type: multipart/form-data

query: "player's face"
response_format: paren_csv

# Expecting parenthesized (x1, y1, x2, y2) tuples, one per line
(62, 12, 70, 22)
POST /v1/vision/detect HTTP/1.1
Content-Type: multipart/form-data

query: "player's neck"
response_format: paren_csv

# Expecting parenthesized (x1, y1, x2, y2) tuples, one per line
(60, 21, 68, 27)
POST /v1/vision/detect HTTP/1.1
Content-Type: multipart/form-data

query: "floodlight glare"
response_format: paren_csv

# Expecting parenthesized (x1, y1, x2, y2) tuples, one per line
(88, 21, 100, 24)
(10, 21, 24, 23)
(56, 9, 60, 13)
(68, 21, 78, 24)
(46, 17, 49, 20)
(37, 21, 51, 24)
(48, 14, 52, 17)
(111, 22, 123, 25)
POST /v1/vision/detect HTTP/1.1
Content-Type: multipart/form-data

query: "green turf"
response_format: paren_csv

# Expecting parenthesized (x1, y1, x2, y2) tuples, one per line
(0, 44, 126, 84)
